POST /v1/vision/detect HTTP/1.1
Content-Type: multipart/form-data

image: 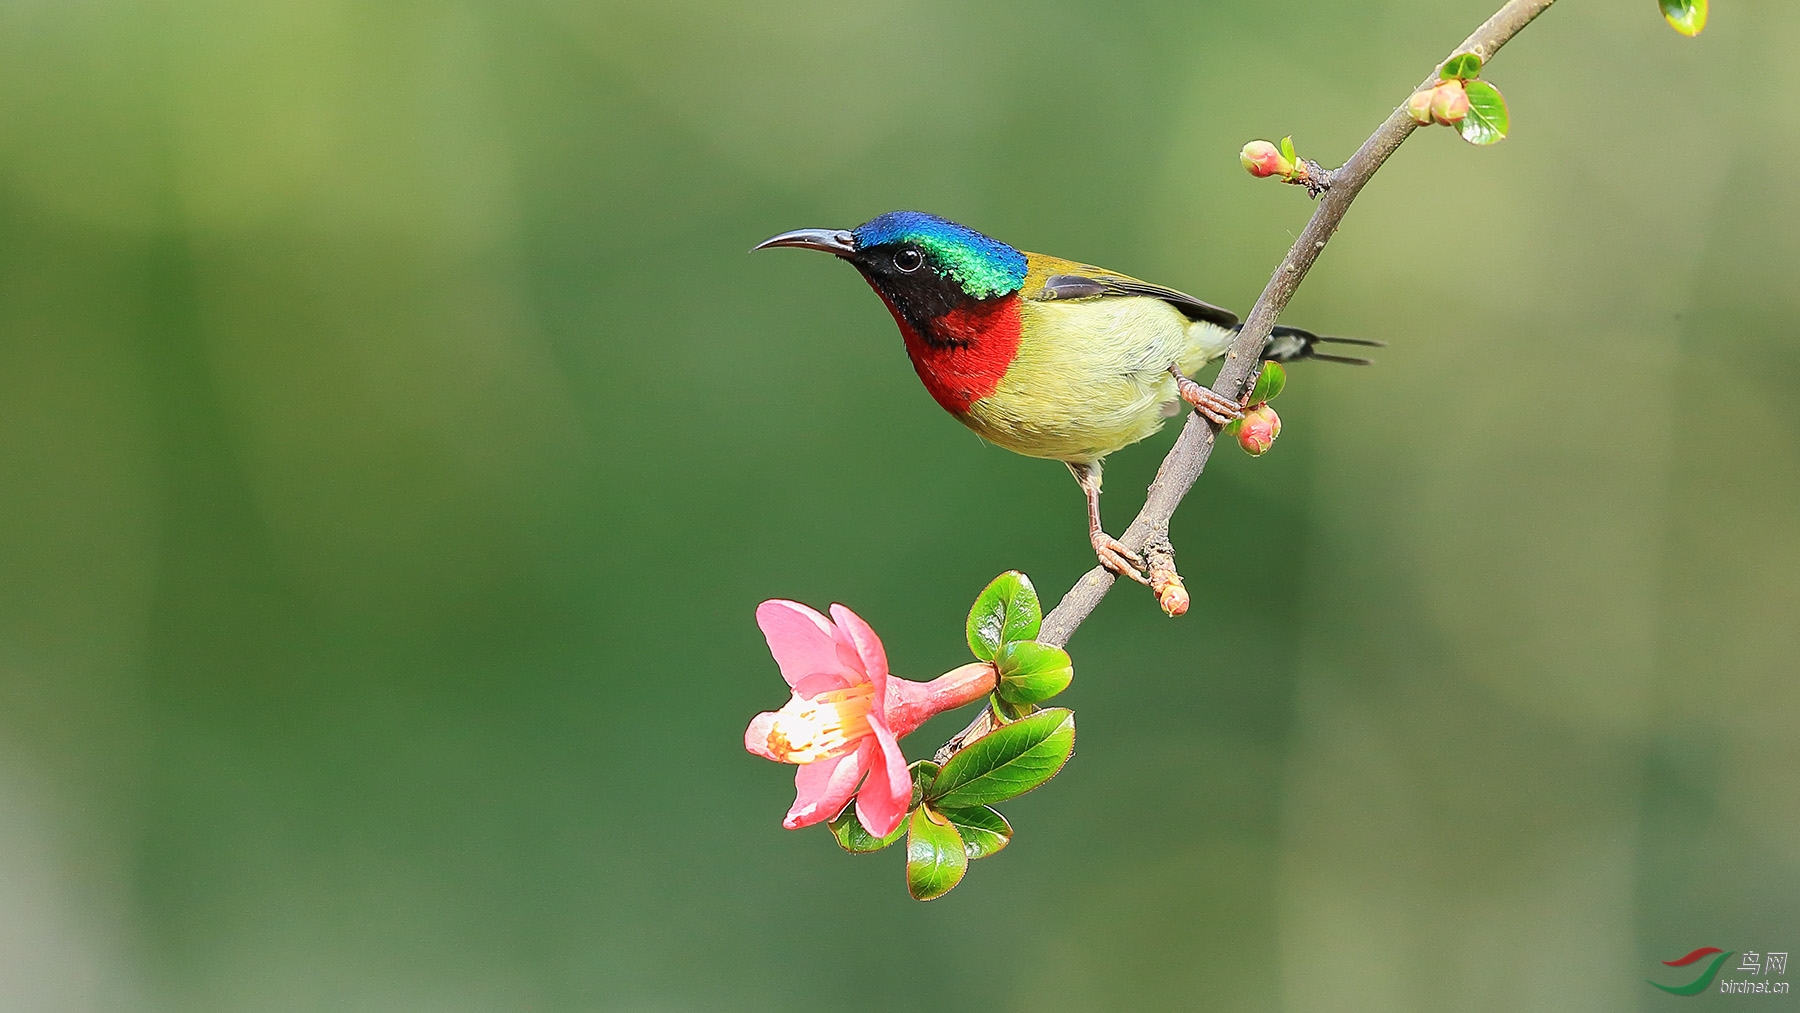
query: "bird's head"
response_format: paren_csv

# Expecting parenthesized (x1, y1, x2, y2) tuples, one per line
(756, 211, 1027, 325)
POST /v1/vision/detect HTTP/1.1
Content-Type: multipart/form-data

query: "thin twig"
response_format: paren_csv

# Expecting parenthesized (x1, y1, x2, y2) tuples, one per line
(1033, 0, 1559, 650)
(938, 0, 1558, 755)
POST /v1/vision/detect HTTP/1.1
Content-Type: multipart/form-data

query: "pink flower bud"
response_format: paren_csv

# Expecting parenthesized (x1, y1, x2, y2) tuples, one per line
(1406, 89, 1436, 125)
(1157, 581, 1190, 617)
(1147, 556, 1188, 617)
(1239, 140, 1294, 179)
(1237, 403, 1281, 456)
(1430, 82, 1469, 125)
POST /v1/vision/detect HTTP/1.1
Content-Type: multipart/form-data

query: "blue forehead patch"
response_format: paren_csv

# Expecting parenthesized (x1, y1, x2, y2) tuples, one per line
(853, 211, 1027, 299)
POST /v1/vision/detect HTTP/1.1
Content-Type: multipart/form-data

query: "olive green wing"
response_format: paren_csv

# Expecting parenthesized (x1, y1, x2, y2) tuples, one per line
(1021, 252, 1240, 330)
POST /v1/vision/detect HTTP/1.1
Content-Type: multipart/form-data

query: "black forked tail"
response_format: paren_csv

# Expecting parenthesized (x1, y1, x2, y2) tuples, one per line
(1239, 323, 1384, 365)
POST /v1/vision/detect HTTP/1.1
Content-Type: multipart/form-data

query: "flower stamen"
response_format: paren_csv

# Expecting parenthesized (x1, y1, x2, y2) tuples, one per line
(761, 684, 876, 764)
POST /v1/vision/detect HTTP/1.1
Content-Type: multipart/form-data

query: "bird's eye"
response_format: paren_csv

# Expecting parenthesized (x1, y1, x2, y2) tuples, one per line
(893, 248, 923, 273)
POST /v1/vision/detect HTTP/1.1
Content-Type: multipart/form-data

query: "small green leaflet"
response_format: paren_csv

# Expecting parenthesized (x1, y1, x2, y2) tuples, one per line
(829, 803, 906, 853)
(939, 805, 1012, 860)
(905, 807, 967, 900)
(1456, 80, 1509, 145)
(965, 571, 1042, 662)
(1440, 52, 1482, 80)
(1248, 361, 1286, 404)
(995, 640, 1073, 705)
(1660, 0, 1707, 36)
(990, 694, 1036, 722)
(907, 759, 940, 806)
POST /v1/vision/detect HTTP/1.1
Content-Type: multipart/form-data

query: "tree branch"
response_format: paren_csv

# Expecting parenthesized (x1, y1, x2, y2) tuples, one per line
(1035, 0, 1558, 649)
(935, 0, 1559, 760)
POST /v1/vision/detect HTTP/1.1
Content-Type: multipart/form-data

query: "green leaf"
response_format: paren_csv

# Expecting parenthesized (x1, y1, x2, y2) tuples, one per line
(1440, 52, 1482, 80)
(1277, 135, 1297, 164)
(905, 807, 968, 900)
(1456, 80, 1509, 145)
(965, 571, 1042, 662)
(1660, 0, 1707, 36)
(939, 805, 1012, 860)
(928, 707, 1076, 807)
(989, 694, 1035, 723)
(828, 801, 907, 853)
(995, 640, 1073, 705)
(1248, 361, 1287, 404)
(908, 760, 940, 807)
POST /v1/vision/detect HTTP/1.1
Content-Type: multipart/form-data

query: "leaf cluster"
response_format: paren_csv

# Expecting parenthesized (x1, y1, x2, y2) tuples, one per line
(829, 572, 1077, 899)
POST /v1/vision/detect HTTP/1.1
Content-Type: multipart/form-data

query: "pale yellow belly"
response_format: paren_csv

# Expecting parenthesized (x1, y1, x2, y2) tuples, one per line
(958, 296, 1197, 464)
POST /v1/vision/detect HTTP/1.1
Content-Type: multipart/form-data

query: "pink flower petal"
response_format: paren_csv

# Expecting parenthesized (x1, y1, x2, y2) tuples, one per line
(790, 671, 852, 697)
(757, 600, 848, 688)
(782, 742, 871, 830)
(744, 709, 781, 760)
(854, 719, 910, 838)
(828, 622, 865, 681)
(830, 603, 889, 712)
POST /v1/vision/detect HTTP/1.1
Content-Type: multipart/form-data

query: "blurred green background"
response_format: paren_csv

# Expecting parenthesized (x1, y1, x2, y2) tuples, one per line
(1, 0, 1796, 1009)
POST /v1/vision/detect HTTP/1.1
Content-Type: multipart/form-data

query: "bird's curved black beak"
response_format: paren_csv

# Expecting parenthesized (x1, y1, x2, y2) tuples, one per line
(752, 228, 857, 256)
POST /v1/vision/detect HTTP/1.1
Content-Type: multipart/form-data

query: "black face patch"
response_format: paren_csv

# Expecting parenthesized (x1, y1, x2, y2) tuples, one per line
(849, 243, 980, 347)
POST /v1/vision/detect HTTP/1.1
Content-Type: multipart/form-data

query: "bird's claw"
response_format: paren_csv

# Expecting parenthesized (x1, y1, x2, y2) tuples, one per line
(1171, 371, 1244, 427)
(1091, 531, 1150, 584)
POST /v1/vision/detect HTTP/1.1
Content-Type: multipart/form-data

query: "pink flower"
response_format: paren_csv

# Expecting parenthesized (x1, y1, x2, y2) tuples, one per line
(745, 601, 996, 838)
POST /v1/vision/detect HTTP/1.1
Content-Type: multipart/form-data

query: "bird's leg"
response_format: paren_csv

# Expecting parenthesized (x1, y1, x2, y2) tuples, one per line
(1068, 461, 1148, 585)
(1169, 365, 1245, 426)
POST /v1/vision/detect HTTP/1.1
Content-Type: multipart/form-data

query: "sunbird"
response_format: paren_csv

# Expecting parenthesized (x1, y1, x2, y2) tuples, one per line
(755, 211, 1376, 583)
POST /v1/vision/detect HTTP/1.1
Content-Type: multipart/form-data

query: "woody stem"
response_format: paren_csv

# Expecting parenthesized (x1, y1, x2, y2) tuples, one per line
(938, 0, 1561, 757)
(1036, 0, 1558, 650)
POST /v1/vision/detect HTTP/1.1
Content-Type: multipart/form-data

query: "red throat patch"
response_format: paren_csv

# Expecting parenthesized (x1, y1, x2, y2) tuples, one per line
(868, 288, 1021, 415)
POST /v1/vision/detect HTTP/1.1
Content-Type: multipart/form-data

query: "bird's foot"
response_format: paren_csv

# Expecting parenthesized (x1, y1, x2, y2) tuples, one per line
(1170, 368, 1244, 426)
(1091, 530, 1150, 585)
